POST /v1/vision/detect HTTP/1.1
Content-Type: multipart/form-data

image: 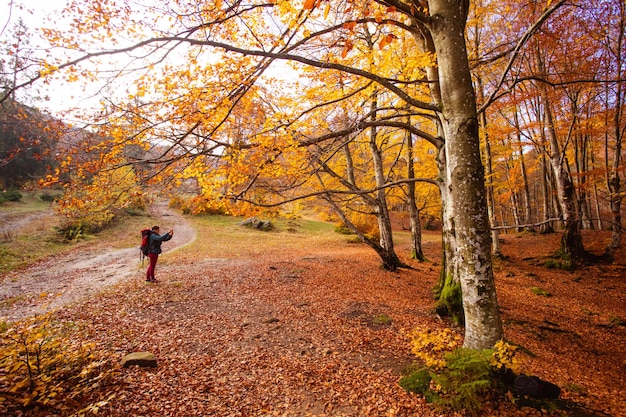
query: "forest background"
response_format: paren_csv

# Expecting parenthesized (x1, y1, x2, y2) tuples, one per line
(0, 0, 625, 416)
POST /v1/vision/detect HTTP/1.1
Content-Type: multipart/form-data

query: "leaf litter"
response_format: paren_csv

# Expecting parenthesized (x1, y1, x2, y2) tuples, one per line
(1, 210, 625, 416)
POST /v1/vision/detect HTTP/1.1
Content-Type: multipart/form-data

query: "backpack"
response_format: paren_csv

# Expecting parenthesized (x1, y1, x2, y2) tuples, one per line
(140, 228, 153, 263)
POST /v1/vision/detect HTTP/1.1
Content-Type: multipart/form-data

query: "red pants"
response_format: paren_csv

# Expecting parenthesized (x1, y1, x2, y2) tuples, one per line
(146, 253, 159, 280)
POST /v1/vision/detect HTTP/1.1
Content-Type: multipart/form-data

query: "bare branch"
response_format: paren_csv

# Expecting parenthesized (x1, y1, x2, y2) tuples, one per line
(478, 0, 569, 113)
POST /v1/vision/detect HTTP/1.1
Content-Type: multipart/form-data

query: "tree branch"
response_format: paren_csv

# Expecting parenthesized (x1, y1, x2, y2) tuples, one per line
(478, 0, 569, 113)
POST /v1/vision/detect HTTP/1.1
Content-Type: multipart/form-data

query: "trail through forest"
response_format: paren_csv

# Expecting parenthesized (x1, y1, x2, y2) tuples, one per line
(0, 202, 196, 321)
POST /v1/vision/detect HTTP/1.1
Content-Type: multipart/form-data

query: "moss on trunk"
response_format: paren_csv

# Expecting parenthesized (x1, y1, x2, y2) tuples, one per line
(434, 269, 464, 326)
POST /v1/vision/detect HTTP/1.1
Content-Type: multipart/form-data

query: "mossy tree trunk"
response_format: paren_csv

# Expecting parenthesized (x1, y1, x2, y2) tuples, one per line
(428, 0, 503, 349)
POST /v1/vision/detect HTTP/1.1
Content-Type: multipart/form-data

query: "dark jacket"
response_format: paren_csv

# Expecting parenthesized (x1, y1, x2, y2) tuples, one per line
(148, 232, 172, 254)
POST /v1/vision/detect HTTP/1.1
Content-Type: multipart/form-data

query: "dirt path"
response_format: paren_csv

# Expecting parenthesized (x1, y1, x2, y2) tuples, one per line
(0, 203, 196, 322)
(0, 210, 55, 236)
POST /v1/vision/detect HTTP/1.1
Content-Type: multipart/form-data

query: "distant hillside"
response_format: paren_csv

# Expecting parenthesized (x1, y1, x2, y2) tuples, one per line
(0, 98, 61, 189)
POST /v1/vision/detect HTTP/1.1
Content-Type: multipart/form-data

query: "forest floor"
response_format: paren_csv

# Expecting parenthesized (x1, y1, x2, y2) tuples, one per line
(0, 203, 625, 416)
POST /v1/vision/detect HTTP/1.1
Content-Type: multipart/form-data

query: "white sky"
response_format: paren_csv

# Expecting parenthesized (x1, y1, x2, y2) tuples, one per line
(1, 0, 302, 122)
(1, 0, 99, 117)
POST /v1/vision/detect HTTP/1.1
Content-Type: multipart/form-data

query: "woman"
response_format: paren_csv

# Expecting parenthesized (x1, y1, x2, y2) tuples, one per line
(146, 225, 173, 282)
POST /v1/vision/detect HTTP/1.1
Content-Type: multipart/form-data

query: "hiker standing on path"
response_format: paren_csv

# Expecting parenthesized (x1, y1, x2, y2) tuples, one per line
(146, 226, 173, 282)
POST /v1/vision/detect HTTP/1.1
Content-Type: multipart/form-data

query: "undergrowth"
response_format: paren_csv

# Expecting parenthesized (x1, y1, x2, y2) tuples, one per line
(0, 313, 116, 416)
(400, 327, 522, 413)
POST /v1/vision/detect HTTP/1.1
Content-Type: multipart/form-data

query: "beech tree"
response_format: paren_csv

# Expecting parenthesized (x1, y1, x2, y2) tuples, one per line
(597, 0, 626, 256)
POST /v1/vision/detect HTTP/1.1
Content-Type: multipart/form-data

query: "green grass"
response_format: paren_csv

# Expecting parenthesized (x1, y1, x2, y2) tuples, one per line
(0, 200, 435, 274)
(0, 235, 67, 274)
(0, 193, 64, 273)
(531, 286, 551, 297)
(171, 215, 343, 262)
(0, 191, 59, 214)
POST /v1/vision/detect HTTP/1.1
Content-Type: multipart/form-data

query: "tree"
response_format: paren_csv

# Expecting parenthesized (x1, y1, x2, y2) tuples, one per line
(470, 0, 625, 265)
(598, 0, 626, 256)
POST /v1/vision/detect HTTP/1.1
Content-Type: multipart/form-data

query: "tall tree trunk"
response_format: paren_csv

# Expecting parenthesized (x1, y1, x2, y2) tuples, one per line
(514, 111, 534, 229)
(607, 92, 623, 254)
(434, 146, 464, 324)
(536, 48, 585, 259)
(606, 3, 625, 255)
(360, 29, 404, 271)
(428, 0, 503, 349)
(411, 20, 463, 323)
(503, 158, 522, 230)
(476, 75, 502, 256)
(589, 144, 604, 230)
(593, 180, 604, 230)
(404, 125, 426, 261)
(368, 94, 401, 269)
(544, 99, 585, 259)
(576, 134, 594, 230)
(539, 151, 555, 233)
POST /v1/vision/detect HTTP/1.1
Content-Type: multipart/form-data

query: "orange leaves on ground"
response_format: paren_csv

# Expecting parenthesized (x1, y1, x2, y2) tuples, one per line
(2, 210, 625, 416)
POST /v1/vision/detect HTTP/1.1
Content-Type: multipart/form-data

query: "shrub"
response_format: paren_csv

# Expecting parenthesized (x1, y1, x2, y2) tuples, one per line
(1, 190, 22, 202)
(430, 348, 493, 411)
(0, 313, 114, 415)
(398, 368, 434, 400)
(401, 327, 523, 413)
(334, 224, 353, 235)
(55, 222, 89, 241)
(54, 165, 144, 234)
(490, 339, 522, 375)
(406, 327, 462, 370)
(38, 192, 57, 202)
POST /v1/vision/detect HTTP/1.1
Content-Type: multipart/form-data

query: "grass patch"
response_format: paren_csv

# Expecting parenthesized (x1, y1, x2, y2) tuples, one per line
(531, 287, 551, 297)
(171, 214, 342, 263)
(0, 231, 69, 274)
(0, 191, 55, 214)
(372, 313, 392, 325)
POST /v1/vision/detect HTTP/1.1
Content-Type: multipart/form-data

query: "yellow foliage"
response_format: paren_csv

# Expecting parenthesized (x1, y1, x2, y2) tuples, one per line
(490, 339, 523, 374)
(36, 0, 443, 229)
(406, 327, 463, 370)
(407, 327, 524, 377)
(54, 164, 144, 233)
(0, 313, 113, 414)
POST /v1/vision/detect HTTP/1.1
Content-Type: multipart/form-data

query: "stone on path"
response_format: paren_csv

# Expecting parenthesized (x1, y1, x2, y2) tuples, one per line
(121, 351, 157, 368)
